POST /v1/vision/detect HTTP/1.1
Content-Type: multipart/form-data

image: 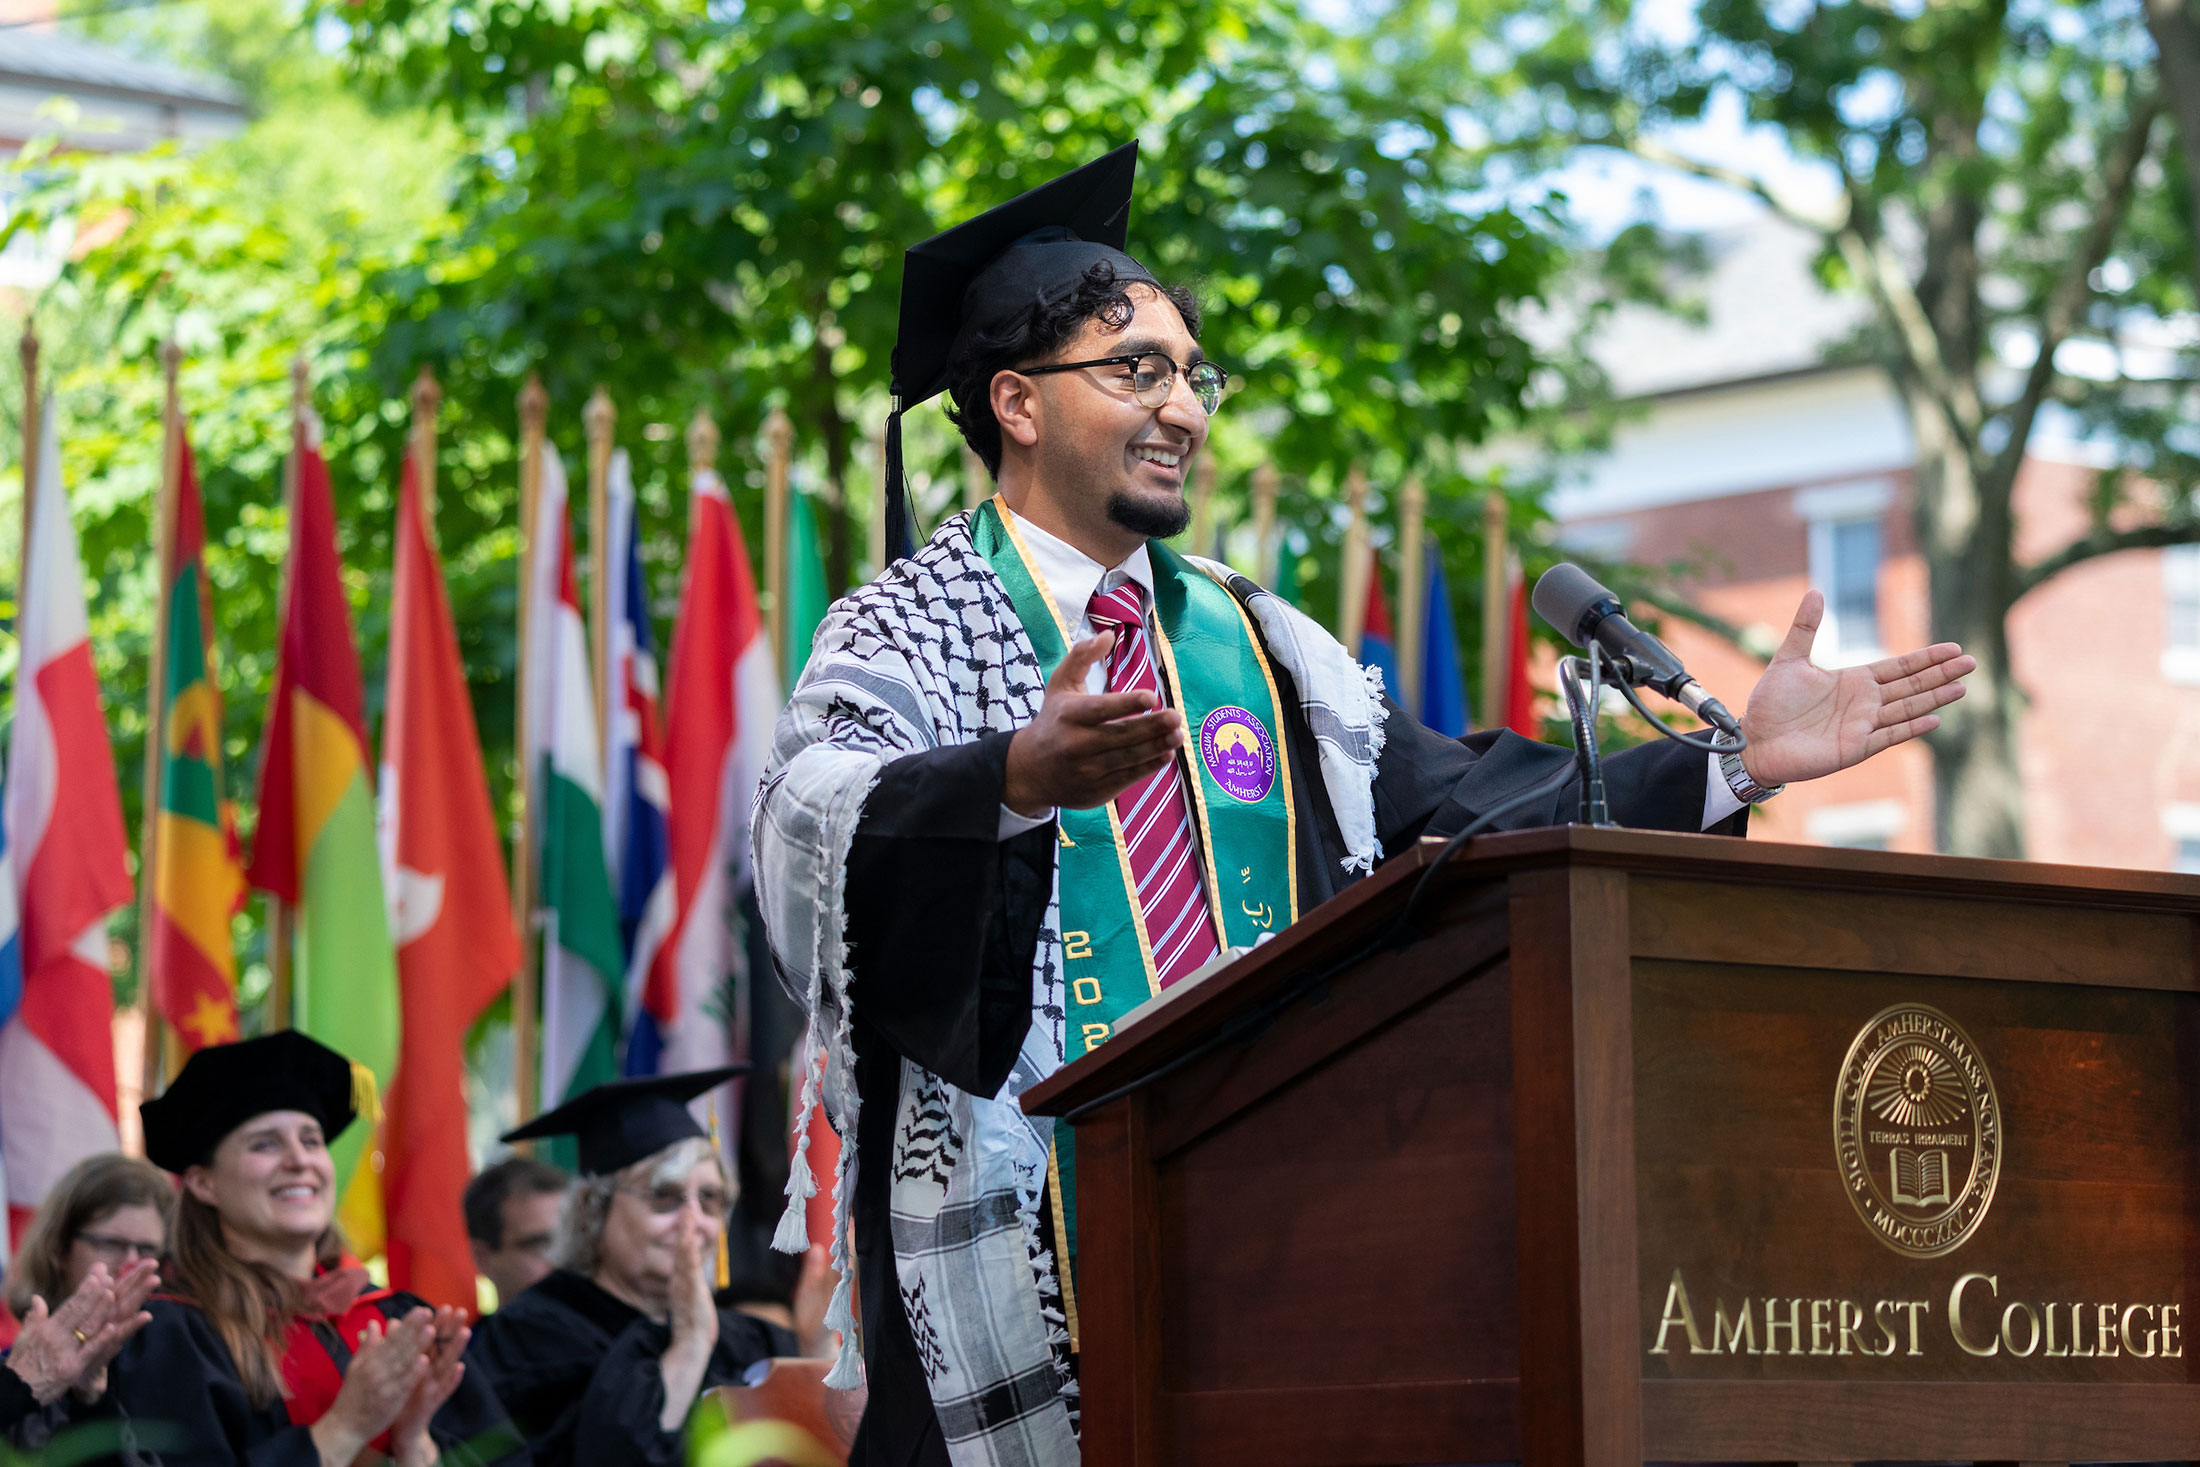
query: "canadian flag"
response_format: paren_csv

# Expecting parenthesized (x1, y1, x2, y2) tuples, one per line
(0, 400, 132, 1240)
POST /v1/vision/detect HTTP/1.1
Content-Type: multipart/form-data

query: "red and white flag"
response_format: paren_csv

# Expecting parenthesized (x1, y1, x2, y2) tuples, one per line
(0, 400, 131, 1240)
(652, 467, 779, 1119)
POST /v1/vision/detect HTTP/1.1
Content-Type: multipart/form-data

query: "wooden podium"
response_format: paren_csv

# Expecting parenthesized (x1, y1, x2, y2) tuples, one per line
(1021, 828, 2200, 1466)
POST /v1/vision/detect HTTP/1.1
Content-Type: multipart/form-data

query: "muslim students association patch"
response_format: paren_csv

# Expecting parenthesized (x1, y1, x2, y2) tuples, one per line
(1199, 705, 1278, 803)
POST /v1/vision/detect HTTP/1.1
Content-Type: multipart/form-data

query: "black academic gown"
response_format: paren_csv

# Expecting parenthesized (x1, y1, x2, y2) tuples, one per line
(96, 1293, 525, 1467)
(0, 1355, 73, 1453)
(836, 668, 1746, 1467)
(466, 1268, 793, 1467)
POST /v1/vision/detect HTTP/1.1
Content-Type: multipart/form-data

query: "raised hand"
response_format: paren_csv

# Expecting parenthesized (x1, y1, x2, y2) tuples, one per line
(8, 1264, 124, 1406)
(1004, 631, 1185, 815)
(1737, 591, 1975, 788)
(658, 1215, 719, 1432)
(389, 1306, 470, 1467)
(69, 1257, 159, 1400)
(312, 1310, 433, 1467)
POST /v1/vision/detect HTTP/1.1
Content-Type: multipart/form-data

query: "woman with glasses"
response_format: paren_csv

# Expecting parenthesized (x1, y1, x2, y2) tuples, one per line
(1, 1156, 164, 1450)
(466, 1069, 795, 1467)
(103, 1030, 524, 1465)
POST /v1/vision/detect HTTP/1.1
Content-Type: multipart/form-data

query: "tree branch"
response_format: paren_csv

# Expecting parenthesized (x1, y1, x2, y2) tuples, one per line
(1618, 136, 1847, 235)
(2017, 516, 2200, 598)
(1833, 222, 1986, 448)
(1987, 91, 2162, 500)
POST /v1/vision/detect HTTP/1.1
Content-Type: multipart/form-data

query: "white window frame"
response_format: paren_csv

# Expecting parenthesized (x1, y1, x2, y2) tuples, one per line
(1796, 478, 1893, 668)
(2161, 544, 2200, 685)
(1806, 798, 1906, 850)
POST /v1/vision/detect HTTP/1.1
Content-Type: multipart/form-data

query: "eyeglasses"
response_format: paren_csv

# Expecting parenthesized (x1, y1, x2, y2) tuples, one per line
(76, 1233, 162, 1262)
(617, 1182, 730, 1217)
(1020, 351, 1230, 415)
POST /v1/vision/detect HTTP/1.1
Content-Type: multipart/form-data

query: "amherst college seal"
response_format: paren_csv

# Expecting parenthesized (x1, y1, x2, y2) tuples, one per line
(1834, 1003, 2002, 1259)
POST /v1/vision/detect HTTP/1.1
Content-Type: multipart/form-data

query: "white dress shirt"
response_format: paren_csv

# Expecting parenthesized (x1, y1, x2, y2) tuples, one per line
(993, 510, 1744, 837)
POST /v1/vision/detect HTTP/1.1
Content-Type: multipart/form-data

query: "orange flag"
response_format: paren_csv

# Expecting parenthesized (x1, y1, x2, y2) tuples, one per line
(379, 460, 519, 1309)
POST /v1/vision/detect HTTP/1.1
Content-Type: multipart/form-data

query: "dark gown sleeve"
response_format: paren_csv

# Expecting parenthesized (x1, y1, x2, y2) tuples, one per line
(1369, 696, 1745, 849)
(97, 1301, 319, 1467)
(0, 1354, 67, 1451)
(841, 729, 1057, 1100)
(465, 1296, 599, 1467)
(567, 1309, 793, 1467)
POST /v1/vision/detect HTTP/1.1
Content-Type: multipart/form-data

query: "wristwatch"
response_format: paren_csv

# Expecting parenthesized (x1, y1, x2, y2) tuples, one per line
(1719, 749, 1784, 805)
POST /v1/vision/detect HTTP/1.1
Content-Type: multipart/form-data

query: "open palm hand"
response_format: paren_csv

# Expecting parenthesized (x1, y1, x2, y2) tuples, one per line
(1738, 591, 1975, 788)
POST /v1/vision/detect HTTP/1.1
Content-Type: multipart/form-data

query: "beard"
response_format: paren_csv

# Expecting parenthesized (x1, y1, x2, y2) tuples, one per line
(1105, 488, 1192, 540)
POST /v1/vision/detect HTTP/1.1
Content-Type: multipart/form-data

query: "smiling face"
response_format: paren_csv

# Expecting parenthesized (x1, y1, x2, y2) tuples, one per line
(592, 1145, 728, 1317)
(993, 283, 1211, 565)
(183, 1109, 335, 1267)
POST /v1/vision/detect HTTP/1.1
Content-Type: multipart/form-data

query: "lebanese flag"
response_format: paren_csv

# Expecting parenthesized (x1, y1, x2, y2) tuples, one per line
(653, 467, 779, 1126)
(1, 399, 131, 1240)
(378, 459, 519, 1309)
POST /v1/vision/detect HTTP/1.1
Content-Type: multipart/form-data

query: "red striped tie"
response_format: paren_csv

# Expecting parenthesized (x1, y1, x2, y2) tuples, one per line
(1086, 581, 1220, 987)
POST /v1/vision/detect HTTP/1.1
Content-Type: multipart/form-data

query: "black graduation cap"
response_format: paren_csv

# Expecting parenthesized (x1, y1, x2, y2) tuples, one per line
(500, 1066, 747, 1177)
(140, 1031, 359, 1174)
(883, 142, 1158, 557)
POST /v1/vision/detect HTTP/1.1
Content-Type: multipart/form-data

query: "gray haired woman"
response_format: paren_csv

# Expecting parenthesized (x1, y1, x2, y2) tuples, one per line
(465, 1070, 795, 1467)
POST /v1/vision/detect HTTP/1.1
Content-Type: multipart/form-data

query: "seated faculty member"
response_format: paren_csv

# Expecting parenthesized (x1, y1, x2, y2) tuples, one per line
(752, 142, 1976, 1467)
(465, 1070, 795, 1467)
(110, 1031, 524, 1467)
(464, 1156, 569, 1309)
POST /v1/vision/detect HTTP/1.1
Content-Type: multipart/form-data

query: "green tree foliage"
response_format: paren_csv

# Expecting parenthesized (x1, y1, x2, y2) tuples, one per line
(1491, 0, 2195, 856)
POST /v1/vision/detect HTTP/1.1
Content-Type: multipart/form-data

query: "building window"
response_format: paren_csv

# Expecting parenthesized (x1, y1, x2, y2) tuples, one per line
(2165, 805, 2200, 872)
(1797, 479, 1894, 667)
(2163, 545, 2200, 684)
(1807, 799, 1904, 851)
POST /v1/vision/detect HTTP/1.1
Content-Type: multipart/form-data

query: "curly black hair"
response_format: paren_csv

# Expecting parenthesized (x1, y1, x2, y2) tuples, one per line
(944, 259, 1202, 478)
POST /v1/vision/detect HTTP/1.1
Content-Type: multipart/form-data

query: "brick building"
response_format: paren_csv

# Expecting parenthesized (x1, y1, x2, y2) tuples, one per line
(1546, 218, 2194, 869)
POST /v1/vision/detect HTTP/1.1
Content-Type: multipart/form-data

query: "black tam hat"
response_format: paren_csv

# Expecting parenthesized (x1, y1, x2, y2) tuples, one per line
(499, 1066, 747, 1177)
(140, 1031, 359, 1174)
(884, 142, 1158, 557)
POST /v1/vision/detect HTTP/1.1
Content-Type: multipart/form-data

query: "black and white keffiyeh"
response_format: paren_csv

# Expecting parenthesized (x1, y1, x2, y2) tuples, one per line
(751, 512, 1385, 1467)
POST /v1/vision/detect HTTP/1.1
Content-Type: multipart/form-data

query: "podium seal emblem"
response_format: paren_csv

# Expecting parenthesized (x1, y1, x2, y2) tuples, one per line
(1199, 706, 1276, 803)
(1833, 1003, 2002, 1259)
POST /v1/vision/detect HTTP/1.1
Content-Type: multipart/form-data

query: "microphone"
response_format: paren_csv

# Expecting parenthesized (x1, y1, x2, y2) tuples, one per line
(1531, 563, 1742, 735)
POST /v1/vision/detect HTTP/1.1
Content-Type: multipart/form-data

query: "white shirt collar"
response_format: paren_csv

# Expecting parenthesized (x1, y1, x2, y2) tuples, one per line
(1005, 507, 1156, 633)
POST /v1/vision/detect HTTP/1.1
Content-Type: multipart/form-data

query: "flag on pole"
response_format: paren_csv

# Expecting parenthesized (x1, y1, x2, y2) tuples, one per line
(783, 485, 828, 682)
(657, 462, 779, 1126)
(601, 449, 674, 1077)
(1503, 557, 1538, 738)
(525, 444, 623, 1136)
(1357, 552, 1400, 696)
(0, 788, 20, 1266)
(1418, 543, 1469, 739)
(0, 399, 130, 1240)
(150, 434, 244, 1052)
(247, 432, 399, 1258)
(379, 458, 520, 1309)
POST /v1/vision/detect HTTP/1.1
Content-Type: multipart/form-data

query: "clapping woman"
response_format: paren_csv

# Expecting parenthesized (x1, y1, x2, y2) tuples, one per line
(107, 1032, 525, 1466)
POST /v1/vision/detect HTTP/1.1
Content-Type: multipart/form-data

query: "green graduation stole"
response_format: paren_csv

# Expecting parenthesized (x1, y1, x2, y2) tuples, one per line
(972, 498, 1300, 1343)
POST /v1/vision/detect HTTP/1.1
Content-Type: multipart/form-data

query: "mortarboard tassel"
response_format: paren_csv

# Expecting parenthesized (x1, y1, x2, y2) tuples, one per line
(883, 393, 915, 563)
(707, 1096, 732, 1290)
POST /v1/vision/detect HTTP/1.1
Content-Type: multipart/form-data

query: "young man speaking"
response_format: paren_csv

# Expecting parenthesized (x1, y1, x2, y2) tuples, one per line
(754, 144, 1972, 1467)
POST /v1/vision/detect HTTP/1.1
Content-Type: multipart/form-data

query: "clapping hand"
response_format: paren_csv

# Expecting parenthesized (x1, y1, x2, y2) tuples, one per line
(312, 1310, 433, 1467)
(390, 1306, 470, 1467)
(1737, 591, 1975, 788)
(6, 1260, 159, 1406)
(658, 1215, 720, 1432)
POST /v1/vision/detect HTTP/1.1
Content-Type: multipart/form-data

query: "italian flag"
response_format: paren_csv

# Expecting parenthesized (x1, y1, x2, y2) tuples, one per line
(248, 433, 399, 1259)
(525, 444, 622, 1137)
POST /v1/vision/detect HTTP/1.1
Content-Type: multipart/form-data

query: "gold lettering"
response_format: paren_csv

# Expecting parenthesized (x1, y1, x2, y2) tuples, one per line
(2045, 1301, 2068, 1357)
(2001, 1301, 2041, 1358)
(2069, 1303, 2096, 1357)
(2097, 1302, 2122, 1358)
(1649, 1269, 1708, 1356)
(1950, 1273, 1999, 1357)
(1071, 976, 1103, 1007)
(2162, 1303, 2182, 1358)
(2121, 1303, 2158, 1359)
(1080, 1021, 1111, 1052)
(1712, 1298, 1758, 1356)
(1898, 1299, 1931, 1357)
(1871, 1300, 1903, 1357)
(1064, 931, 1094, 960)
(1808, 1299, 1835, 1355)
(1836, 1300, 1867, 1356)
(1763, 1298, 1803, 1356)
